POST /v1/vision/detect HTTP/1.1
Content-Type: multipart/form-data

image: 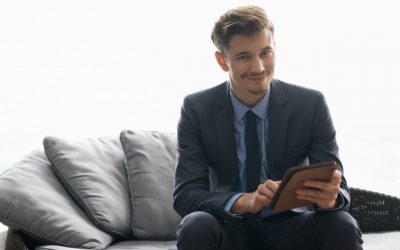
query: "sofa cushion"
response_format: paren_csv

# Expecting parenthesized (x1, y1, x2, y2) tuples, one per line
(0, 228, 7, 250)
(120, 130, 181, 240)
(0, 150, 113, 249)
(37, 241, 178, 250)
(43, 136, 131, 239)
(106, 240, 177, 250)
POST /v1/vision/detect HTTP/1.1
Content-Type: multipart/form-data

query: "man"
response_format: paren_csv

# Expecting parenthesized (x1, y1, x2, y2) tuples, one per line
(173, 5, 363, 250)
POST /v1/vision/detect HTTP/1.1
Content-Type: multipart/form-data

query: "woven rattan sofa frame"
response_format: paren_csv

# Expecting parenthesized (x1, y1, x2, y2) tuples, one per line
(4, 187, 400, 250)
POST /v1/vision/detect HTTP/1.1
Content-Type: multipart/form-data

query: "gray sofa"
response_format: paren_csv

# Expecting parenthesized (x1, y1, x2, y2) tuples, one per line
(1, 130, 399, 250)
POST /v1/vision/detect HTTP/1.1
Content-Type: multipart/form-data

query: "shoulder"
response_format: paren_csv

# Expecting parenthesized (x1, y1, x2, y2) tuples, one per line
(272, 79, 323, 99)
(185, 82, 228, 102)
(271, 79, 325, 107)
(178, 82, 229, 134)
(182, 81, 229, 110)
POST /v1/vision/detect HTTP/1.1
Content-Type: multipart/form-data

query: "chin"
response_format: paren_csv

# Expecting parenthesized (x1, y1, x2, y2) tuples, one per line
(249, 88, 268, 96)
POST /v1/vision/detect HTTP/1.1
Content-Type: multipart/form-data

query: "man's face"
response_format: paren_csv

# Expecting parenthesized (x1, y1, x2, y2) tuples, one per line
(216, 28, 275, 106)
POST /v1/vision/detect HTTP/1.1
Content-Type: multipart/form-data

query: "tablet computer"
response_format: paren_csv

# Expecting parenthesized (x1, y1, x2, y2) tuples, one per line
(269, 161, 339, 214)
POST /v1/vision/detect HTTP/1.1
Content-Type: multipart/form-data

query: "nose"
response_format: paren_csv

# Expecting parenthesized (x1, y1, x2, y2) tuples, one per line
(250, 58, 265, 73)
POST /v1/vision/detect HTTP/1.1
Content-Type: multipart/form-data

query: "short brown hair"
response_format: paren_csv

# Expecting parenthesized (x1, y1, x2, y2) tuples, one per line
(211, 6, 274, 54)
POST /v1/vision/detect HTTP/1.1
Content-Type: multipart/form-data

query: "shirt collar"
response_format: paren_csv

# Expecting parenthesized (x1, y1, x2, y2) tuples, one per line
(229, 84, 271, 122)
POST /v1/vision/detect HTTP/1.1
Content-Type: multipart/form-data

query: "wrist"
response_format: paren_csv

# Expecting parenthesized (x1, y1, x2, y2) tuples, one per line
(231, 193, 252, 214)
(315, 194, 341, 210)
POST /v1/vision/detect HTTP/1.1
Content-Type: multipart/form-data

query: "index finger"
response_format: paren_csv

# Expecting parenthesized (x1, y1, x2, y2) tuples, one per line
(263, 179, 280, 193)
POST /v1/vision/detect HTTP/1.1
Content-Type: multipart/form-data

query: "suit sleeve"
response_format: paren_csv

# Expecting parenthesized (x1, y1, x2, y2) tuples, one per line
(173, 97, 237, 219)
(308, 93, 350, 211)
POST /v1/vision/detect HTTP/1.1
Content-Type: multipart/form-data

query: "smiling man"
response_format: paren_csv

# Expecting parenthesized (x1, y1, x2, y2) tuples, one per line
(173, 5, 363, 250)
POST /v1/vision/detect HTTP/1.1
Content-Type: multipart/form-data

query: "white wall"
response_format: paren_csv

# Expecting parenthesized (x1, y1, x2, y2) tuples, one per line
(1, 0, 399, 197)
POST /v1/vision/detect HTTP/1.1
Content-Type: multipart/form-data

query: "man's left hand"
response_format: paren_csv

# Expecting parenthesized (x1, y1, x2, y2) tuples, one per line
(296, 169, 341, 209)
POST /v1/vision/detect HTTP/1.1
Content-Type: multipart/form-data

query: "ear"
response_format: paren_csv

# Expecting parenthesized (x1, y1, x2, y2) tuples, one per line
(215, 51, 229, 72)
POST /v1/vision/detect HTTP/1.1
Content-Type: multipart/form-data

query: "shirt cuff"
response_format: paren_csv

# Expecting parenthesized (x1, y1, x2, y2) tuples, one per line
(224, 193, 244, 216)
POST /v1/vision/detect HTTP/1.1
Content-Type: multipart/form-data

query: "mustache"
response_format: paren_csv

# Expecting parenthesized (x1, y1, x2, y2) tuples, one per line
(244, 70, 272, 77)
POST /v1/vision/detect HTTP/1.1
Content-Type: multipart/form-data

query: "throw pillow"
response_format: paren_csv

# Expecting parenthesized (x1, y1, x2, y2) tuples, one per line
(120, 130, 181, 240)
(0, 150, 113, 249)
(43, 136, 131, 239)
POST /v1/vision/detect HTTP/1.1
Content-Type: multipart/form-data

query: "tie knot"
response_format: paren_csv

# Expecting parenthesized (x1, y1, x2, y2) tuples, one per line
(246, 110, 257, 122)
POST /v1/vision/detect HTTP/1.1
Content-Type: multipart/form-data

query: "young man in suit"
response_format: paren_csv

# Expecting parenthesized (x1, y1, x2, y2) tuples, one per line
(173, 5, 363, 250)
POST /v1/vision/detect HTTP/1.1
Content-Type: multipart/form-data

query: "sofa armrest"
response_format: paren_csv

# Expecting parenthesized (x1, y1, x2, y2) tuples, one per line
(349, 187, 400, 232)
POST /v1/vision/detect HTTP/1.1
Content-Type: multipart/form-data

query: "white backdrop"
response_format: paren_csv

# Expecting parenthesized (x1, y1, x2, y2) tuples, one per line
(1, 0, 400, 204)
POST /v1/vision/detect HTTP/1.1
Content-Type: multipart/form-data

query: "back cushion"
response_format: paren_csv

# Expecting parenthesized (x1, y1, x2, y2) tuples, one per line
(120, 130, 181, 240)
(0, 150, 113, 249)
(43, 136, 131, 239)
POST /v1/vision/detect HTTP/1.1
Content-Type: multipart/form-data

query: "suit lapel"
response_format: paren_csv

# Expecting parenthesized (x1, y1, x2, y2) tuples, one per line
(214, 80, 289, 185)
(216, 83, 238, 189)
(267, 80, 289, 179)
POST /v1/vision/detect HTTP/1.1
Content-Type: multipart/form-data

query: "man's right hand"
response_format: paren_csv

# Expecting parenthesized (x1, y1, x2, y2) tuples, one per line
(231, 180, 281, 214)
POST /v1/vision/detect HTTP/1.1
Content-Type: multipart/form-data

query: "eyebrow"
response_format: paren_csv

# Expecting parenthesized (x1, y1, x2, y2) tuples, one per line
(233, 46, 273, 58)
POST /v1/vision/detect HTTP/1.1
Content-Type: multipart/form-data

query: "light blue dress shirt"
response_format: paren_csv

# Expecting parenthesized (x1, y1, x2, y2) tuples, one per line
(224, 85, 271, 214)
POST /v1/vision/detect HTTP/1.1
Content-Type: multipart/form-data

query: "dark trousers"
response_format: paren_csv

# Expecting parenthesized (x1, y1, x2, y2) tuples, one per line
(176, 210, 363, 250)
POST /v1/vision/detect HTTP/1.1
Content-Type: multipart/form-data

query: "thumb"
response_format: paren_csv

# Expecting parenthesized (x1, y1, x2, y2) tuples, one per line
(331, 170, 342, 185)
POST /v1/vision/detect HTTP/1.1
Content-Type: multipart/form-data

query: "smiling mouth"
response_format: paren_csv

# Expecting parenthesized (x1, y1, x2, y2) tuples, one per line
(245, 70, 273, 81)
(247, 74, 265, 79)
(246, 74, 266, 82)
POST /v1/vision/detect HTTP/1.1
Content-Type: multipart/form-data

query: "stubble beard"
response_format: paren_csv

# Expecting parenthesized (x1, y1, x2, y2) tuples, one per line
(247, 73, 273, 96)
(248, 88, 267, 96)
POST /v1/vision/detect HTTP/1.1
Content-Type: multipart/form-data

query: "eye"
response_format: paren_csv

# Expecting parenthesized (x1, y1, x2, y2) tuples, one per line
(237, 54, 250, 60)
(261, 49, 273, 57)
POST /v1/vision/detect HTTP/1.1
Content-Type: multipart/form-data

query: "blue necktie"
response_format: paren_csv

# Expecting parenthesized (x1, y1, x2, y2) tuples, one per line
(245, 110, 261, 192)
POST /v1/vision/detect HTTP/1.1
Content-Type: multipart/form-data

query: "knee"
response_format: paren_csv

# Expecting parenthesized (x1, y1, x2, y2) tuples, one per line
(316, 211, 362, 239)
(177, 211, 220, 241)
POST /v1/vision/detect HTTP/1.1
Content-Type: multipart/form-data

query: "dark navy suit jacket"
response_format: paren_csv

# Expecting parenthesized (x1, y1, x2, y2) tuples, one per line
(173, 79, 350, 219)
